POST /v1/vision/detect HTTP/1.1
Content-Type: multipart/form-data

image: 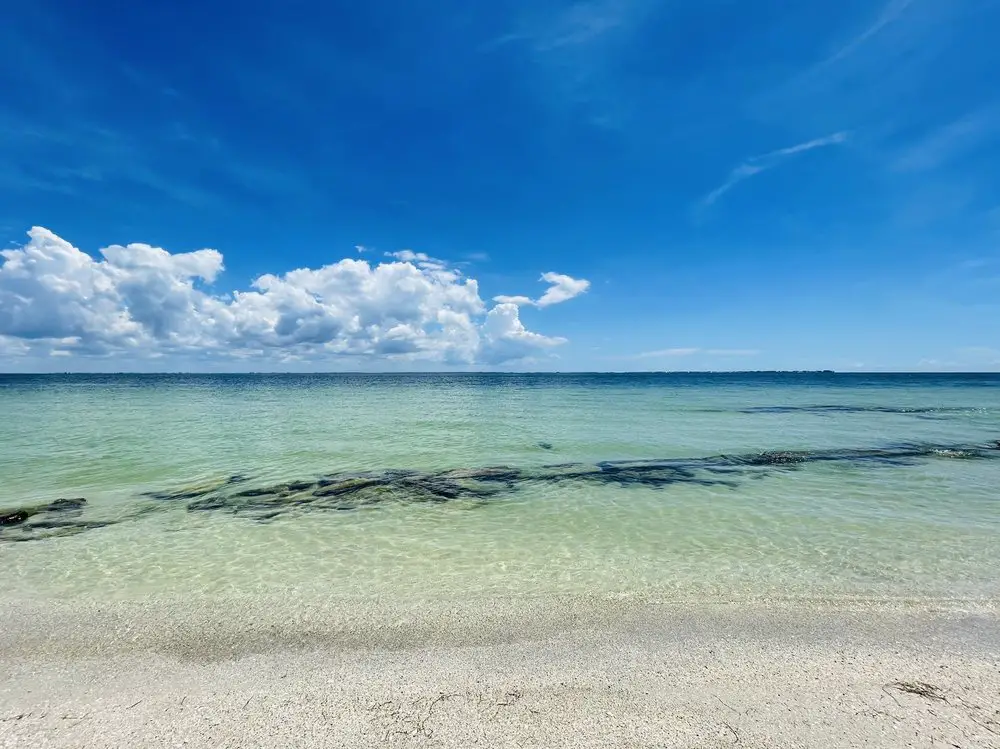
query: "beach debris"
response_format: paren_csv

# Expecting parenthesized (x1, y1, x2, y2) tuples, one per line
(721, 720, 741, 744)
(373, 692, 459, 741)
(886, 681, 947, 701)
(489, 689, 522, 720)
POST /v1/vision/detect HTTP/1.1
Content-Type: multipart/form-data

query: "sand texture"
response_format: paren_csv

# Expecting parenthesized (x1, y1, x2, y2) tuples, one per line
(2, 597, 998, 748)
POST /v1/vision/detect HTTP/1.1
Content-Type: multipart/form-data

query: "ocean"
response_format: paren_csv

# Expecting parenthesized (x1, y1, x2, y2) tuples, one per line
(1, 372, 998, 603)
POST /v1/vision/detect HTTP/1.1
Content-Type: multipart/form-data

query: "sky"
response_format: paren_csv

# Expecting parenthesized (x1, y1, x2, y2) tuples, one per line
(1, 0, 999, 372)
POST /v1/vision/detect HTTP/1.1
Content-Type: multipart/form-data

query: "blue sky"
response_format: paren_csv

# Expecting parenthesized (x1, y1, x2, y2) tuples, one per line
(1, 0, 999, 371)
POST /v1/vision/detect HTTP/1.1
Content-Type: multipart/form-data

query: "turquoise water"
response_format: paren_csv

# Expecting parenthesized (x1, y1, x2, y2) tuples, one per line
(1, 373, 998, 602)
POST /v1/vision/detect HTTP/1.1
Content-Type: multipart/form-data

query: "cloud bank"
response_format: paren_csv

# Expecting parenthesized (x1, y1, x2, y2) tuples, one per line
(0, 228, 588, 367)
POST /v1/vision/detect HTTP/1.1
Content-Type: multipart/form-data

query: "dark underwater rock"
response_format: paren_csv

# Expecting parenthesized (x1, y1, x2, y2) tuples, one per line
(312, 477, 386, 497)
(233, 486, 280, 498)
(254, 511, 283, 522)
(0, 497, 87, 526)
(744, 451, 807, 466)
(143, 486, 218, 501)
(186, 496, 232, 512)
(47, 497, 87, 511)
(734, 405, 968, 416)
(0, 509, 31, 526)
(232, 480, 318, 498)
(440, 466, 523, 483)
(932, 448, 980, 459)
(533, 463, 603, 483)
(10, 436, 1000, 540)
(25, 519, 112, 531)
(401, 476, 464, 501)
(407, 474, 510, 501)
(316, 493, 390, 511)
(143, 475, 248, 500)
(2, 519, 115, 542)
(0, 497, 123, 543)
(588, 462, 737, 489)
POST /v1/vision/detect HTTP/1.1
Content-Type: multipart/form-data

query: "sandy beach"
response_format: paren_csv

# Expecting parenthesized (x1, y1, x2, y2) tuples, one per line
(2, 596, 998, 748)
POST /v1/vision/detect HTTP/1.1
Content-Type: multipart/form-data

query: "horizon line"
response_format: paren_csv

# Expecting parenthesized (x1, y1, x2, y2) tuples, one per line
(3, 370, 1000, 376)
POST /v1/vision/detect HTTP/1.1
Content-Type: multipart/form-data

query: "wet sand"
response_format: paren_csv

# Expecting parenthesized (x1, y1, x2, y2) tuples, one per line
(1, 596, 998, 747)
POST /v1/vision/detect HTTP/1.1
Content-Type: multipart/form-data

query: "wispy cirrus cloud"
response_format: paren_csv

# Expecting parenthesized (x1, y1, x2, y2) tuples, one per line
(891, 110, 999, 172)
(701, 132, 849, 207)
(0, 114, 311, 210)
(766, 0, 925, 109)
(956, 346, 1000, 365)
(484, 0, 641, 53)
(482, 0, 654, 129)
(916, 348, 1000, 370)
(747, 0, 962, 145)
(635, 348, 700, 358)
(823, 0, 917, 67)
(527, 0, 635, 51)
(634, 348, 761, 359)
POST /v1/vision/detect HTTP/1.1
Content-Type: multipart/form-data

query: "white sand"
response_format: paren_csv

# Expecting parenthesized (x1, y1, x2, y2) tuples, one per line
(1, 596, 998, 748)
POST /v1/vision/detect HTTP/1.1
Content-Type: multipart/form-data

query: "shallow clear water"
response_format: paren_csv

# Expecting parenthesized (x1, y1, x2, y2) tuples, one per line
(1, 373, 998, 602)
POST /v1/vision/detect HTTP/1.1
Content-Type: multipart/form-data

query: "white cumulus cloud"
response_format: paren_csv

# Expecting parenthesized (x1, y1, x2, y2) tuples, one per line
(387, 250, 431, 263)
(479, 303, 566, 365)
(492, 294, 535, 306)
(0, 227, 588, 367)
(493, 271, 590, 308)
